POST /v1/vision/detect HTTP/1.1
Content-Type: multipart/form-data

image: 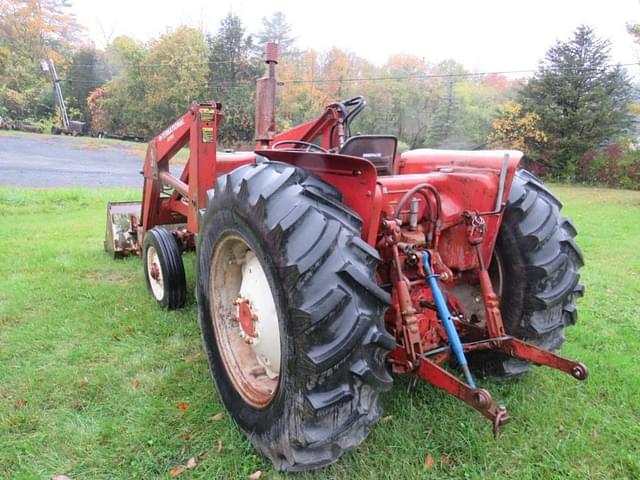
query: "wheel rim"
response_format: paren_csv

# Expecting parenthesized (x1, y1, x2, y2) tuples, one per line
(209, 235, 281, 408)
(146, 245, 164, 300)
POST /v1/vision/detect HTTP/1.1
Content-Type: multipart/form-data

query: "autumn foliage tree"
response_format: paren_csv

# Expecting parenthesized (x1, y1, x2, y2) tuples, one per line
(89, 36, 147, 135)
(487, 101, 547, 153)
(0, 0, 81, 120)
(144, 27, 208, 135)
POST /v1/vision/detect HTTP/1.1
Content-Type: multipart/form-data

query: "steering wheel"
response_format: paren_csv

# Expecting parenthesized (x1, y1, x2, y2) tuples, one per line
(271, 140, 329, 153)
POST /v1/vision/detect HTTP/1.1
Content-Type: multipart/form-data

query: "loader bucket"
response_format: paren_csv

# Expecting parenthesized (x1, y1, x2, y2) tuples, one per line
(104, 201, 142, 258)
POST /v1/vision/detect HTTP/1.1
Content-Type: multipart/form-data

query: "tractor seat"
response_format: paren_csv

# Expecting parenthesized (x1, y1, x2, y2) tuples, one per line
(339, 135, 398, 176)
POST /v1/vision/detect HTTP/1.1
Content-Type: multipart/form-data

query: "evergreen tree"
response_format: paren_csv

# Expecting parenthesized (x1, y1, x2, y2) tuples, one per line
(207, 13, 262, 146)
(256, 12, 296, 55)
(520, 25, 634, 177)
(64, 48, 109, 124)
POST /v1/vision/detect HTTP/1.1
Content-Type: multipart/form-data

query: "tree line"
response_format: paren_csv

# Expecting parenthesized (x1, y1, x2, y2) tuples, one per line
(1, 1, 638, 187)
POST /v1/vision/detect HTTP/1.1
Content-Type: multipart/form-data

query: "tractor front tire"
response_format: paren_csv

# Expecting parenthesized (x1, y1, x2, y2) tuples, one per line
(196, 162, 394, 471)
(142, 227, 186, 310)
(472, 169, 584, 378)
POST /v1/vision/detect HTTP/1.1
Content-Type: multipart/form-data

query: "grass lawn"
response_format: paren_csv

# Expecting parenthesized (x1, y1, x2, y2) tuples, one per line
(1, 185, 639, 479)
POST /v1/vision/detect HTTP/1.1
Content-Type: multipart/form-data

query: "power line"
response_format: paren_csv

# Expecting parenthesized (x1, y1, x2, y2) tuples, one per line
(57, 61, 640, 89)
(64, 59, 639, 75)
(65, 58, 245, 68)
(283, 62, 640, 84)
(60, 60, 640, 84)
(60, 79, 254, 89)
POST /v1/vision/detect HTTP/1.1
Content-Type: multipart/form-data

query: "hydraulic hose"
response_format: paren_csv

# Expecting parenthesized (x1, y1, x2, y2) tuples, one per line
(422, 251, 476, 388)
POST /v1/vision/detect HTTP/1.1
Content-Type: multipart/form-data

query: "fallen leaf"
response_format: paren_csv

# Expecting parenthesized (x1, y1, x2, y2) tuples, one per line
(186, 457, 197, 469)
(424, 453, 434, 470)
(170, 466, 185, 477)
(185, 351, 203, 362)
(112, 334, 121, 342)
(211, 412, 225, 421)
(440, 453, 450, 465)
(179, 432, 191, 441)
(176, 402, 189, 411)
(381, 415, 393, 422)
(592, 430, 598, 439)
(131, 379, 140, 389)
(248, 471, 262, 480)
(180, 445, 187, 456)
(125, 326, 135, 333)
(15, 399, 27, 408)
(216, 439, 223, 453)
(51, 476, 72, 480)
(78, 378, 89, 387)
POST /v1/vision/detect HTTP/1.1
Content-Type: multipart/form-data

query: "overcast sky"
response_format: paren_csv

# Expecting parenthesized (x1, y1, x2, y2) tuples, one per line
(73, 0, 640, 77)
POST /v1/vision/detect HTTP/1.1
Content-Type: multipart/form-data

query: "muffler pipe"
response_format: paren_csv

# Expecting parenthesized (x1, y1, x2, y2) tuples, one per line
(255, 42, 278, 148)
(495, 153, 509, 212)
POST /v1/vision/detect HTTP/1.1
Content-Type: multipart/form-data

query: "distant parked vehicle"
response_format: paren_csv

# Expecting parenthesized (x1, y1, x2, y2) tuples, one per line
(51, 120, 85, 136)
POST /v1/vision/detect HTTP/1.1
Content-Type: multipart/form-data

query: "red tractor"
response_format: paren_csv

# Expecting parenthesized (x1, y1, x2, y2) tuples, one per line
(105, 44, 586, 471)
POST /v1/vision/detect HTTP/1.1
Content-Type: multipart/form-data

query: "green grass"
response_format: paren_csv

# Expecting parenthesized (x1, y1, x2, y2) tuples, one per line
(0, 185, 639, 479)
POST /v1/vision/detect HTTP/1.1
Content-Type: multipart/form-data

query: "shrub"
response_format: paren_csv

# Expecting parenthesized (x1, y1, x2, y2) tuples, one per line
(576, 142, 640, 190)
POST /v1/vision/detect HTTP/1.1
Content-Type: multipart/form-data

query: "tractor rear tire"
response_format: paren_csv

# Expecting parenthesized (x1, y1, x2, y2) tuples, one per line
(142, 227, 186, 310)
(196, 161, 394, 471)
(472, 169, 584, 378)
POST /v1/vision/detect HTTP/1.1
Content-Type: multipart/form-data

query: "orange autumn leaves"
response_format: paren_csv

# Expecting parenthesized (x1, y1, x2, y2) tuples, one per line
(168, 408, 233, 477)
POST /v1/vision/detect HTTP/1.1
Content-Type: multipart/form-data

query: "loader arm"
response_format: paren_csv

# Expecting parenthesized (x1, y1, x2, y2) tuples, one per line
(105, 102, 223, 257)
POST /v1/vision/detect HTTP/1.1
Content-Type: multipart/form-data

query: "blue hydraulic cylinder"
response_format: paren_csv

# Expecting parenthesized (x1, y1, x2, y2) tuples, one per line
(422, 251, 476, 388)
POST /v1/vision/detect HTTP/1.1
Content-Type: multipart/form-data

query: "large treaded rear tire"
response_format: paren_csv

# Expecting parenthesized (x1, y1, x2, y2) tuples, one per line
(472, 169, 584, 378)
(196, 161, 394, 471)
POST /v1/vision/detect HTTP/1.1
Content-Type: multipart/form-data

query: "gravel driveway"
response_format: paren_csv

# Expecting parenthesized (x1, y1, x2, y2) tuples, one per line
(0, 133, 146, 188)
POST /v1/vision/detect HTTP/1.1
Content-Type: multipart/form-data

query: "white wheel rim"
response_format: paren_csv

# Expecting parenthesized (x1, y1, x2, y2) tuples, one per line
(146, 245, 164, 300)
(209, 235, 281, 407)
(239, 251, 281, 378)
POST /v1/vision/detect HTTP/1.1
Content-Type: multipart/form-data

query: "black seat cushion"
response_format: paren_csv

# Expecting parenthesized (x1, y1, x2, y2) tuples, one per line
(339, 135, 398, 175)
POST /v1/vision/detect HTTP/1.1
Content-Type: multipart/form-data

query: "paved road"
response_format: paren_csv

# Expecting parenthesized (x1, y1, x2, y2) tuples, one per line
(0, 133, 145, 188)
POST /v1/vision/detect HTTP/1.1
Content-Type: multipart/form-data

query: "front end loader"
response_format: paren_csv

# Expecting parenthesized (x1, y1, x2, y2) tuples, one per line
(105, 43, 586, 471)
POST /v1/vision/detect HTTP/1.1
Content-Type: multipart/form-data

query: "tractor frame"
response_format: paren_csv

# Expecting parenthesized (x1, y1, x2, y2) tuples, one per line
(105, 43, 587, 437)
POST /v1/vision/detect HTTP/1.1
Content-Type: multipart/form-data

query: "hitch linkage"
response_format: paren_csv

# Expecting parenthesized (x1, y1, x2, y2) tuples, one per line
(418, 249, 588, 436)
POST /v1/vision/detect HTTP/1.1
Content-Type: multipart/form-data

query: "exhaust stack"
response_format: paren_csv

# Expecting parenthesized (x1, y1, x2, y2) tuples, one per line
(255, 42, 278, 148)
